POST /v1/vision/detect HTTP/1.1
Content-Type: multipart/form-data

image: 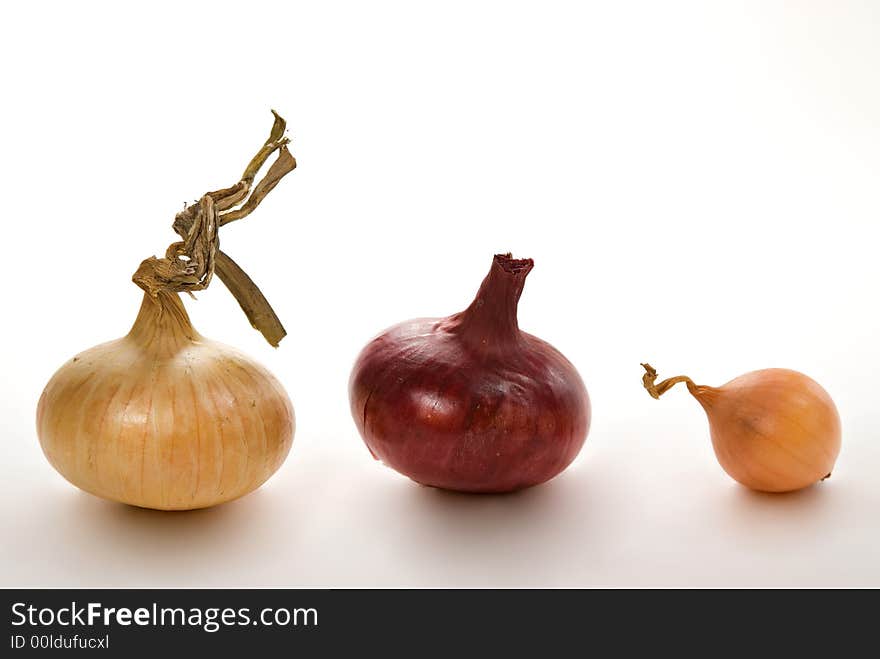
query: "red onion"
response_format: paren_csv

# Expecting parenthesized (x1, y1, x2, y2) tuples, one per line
(349, 254, 591, 493)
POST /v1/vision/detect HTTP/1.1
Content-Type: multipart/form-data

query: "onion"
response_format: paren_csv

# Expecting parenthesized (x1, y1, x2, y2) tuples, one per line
(349, 254, 591, 493)
(36, 112, 297, 510)
(641, 363, 841, 492)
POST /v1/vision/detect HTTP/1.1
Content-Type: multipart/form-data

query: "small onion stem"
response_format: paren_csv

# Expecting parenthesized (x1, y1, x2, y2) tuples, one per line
(641, 363, 698, 399)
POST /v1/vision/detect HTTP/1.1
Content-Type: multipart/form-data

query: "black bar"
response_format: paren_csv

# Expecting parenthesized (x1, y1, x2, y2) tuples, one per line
(1, 588, 872, 653)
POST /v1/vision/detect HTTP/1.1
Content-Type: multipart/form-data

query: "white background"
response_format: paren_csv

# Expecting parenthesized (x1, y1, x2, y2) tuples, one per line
(2, 1, 878, 587)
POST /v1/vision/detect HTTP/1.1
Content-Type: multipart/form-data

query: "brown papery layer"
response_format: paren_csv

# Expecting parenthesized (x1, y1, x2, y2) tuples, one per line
(36, 292, 294, 510)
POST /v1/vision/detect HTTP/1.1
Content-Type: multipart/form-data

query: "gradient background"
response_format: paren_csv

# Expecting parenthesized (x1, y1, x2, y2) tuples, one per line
(2, 0, 878, 586)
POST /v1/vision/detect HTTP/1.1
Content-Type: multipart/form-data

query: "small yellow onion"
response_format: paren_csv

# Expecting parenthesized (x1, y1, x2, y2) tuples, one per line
(37, 111, 297, 510)
(641, 364, 841, 492)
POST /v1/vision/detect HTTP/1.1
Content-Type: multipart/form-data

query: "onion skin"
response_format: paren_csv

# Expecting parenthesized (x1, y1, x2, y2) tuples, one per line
(349, 255, 590, 493)
(644, 365, 841, 493)
(36, 292, 294, 510)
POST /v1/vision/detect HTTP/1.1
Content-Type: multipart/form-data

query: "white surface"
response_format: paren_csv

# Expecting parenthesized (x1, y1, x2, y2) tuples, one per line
(2, 0, 879, 587)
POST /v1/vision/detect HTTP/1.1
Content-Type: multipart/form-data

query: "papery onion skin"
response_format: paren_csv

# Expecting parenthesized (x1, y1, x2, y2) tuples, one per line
(643, 365, 840, 493)
(37, 292, 294, 510)
(349, 255, 590, 493)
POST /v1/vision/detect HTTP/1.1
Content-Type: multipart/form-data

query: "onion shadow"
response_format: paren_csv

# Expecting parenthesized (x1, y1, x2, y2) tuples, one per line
(350, 459, 619, 587)
(20, 485, 290, 587)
